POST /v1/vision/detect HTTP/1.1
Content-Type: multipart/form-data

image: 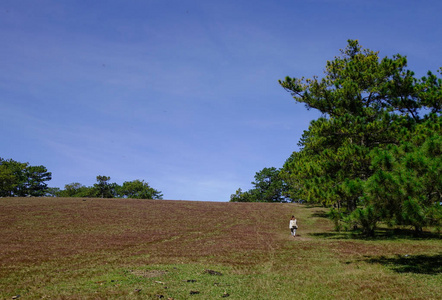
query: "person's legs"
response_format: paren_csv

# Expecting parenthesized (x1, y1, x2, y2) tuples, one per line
(293, 229, 296, 236)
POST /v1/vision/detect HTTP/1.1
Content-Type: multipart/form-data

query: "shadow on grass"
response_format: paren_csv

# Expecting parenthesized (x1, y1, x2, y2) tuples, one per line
(311, 210, 328, 218)
(310, 232, 352, 239)
(366, 254, 442, 275)
(311, 228, 441, 241)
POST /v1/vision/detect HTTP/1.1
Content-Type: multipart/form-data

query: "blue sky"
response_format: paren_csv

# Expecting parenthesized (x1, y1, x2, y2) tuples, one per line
(1, 0, 441, 201)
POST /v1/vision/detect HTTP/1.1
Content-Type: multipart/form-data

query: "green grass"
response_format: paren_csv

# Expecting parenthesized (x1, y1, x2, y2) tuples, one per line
(0, 197, 440, 299)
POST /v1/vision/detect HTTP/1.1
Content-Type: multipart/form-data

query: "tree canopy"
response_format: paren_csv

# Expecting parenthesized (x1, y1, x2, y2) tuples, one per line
(0, 158, 52, 197)
(230, 167, 288, 202)
(119, 179, 163, 200)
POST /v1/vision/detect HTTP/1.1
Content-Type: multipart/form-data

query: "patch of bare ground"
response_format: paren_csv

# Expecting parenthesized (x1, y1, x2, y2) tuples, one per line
(130, 269, 168, 278)
(287, 235, 312, 241)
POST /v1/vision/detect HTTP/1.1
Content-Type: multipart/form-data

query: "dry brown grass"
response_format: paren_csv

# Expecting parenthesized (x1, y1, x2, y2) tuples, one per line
(0, 198, 293, 273)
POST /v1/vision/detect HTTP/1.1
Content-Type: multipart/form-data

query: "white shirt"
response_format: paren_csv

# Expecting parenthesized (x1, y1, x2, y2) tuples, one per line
(289, 219, 297, 228)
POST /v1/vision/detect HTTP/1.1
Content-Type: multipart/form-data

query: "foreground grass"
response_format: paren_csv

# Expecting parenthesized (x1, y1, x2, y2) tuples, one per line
(0, 198, 440, 299)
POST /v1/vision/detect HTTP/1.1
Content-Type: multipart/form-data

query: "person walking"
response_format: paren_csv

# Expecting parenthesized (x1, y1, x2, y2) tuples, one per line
(290, 215, 298, 237)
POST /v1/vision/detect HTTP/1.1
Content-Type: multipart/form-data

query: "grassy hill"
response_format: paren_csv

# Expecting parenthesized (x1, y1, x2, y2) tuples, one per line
(1, 197, 440, 299)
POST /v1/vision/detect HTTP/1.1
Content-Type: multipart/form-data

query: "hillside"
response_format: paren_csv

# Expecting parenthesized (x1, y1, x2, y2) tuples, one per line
(1, 197, 440, 299)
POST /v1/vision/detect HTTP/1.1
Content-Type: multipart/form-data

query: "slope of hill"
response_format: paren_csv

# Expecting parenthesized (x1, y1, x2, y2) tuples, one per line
(1, 197, 440, 299)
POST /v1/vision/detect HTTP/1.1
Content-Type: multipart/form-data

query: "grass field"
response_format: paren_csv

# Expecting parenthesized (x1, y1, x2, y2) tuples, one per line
(1, 197, 440, 299)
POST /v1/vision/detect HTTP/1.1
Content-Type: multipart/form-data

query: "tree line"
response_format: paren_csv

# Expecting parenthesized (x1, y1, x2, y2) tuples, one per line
(231, 40, 441, 235)
(0, 158, 162, 199)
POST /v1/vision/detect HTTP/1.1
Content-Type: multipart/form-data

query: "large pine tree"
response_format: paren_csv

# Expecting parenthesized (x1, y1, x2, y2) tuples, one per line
(279, 40, 441, 235)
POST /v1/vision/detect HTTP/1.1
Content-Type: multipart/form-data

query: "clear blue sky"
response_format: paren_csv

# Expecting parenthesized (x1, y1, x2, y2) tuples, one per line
(2, 0, 441, 201)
